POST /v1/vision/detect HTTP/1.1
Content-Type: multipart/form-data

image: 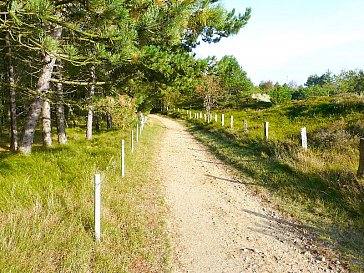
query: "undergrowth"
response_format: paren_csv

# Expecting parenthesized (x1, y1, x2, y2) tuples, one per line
(177, 95, 364, 271)
(0, 120, 170, 272)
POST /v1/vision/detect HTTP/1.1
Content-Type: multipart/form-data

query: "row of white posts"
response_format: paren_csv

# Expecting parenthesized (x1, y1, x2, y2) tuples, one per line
(181, 109, 364, 176)
(183, 109, 364, 176)
(94, 115, 148, 242)
(189, 111, 310, 150)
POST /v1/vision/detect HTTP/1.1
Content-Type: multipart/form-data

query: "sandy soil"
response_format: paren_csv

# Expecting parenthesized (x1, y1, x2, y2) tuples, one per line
(152, 115, 345, 273)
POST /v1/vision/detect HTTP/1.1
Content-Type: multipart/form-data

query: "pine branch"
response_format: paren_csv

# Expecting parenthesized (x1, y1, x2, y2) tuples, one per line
(50, 78, 109, 86)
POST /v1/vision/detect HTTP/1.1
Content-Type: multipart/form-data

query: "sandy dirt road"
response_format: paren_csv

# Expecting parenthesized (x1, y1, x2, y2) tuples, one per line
(152, 115, 345, 273)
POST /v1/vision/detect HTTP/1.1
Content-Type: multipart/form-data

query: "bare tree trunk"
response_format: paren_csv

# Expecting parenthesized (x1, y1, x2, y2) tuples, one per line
(55, 59, 67, 144)
(86, 65, 96, 140)
(68, 107, 77, 128)
(6, 32, 18, 152)
(42, 98, 52, 146)
(106, 112, 112, 129)
(0, 90, 5, 137)
(95, 112, 100, 131)
(19, 26, 62, 154)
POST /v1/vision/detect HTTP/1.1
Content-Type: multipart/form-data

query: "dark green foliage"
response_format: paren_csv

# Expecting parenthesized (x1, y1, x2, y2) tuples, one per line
(269, 83, 292, 104)
(305, 71, 334, 87)
(0, 0, 251, 151)
(182, 3, 251, 50)
(215, 55, 253, 98)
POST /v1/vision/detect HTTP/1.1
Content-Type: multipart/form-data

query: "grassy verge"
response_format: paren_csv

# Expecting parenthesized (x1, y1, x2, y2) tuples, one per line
(175, 95, 364, 271)
(0, 119, 170, 272)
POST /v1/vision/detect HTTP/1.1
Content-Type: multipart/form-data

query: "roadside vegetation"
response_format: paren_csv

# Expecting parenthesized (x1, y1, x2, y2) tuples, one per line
(0, 120, 170, 272)
(172, 94, 364, 271)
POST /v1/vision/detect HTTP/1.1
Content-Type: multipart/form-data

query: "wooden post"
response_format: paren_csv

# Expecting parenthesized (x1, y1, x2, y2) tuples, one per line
(264, 122, 269, 140)
(94, 174, 101, 242)
(131, 130, 134, 153)
(221, 114, 225, 126)
(244, 120, 248, 131)
(301, 127, 308, 150)
(215, 114, 218, 122)
(230, 116, 234, 129)
(121, 140, 125, 177)
(358, 138, 364, 177)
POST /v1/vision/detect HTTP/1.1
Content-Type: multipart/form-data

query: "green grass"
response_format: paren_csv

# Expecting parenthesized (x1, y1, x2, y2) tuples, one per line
(0, 120, 171, 272)
(175, 95, 364, 271)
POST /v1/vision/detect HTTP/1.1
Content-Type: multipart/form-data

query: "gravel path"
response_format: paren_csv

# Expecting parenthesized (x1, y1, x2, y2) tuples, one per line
(152, 115, 345, 273)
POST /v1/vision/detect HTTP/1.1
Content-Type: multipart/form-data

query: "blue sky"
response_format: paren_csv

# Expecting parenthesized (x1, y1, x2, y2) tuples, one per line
(193, 0, 364, 85)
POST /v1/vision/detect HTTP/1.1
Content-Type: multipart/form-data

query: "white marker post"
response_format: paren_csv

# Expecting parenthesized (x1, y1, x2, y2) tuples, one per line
(204, 114, 207, 122)
(136, 124, 139, 142)
(131, 130, 134, 153)
(200, 112, 202, 119)
(221, 114, 225, 126)
(244, 120, 248, 131)
(301, 127, 308, 150)
(140, 122, 142, 136)
(121, 140, 125, 177)
(264, 122, 269, 140)
(230, 116, 234, 129)
(189, 111, 192, 119)
(94, 174, 101, 242)
(215, 114, 218, 122)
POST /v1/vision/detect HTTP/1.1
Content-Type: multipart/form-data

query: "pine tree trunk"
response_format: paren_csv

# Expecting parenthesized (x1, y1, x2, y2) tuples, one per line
(19, 26, 62, 154)
(19, 97, 43, 154)
(106, 112, 112, 129)
(56, 102, 67, 144)
(42, 98, 52, 146)
(55, 59, 67, 144)
(86, 65, 96, 140)
(6, 32, 18, 152)
(95, 112, 100, 132)
(68, 107, 77, 128)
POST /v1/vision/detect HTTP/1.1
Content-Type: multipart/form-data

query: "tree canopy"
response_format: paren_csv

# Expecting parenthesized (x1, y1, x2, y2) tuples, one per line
(0, 0, 252, 153)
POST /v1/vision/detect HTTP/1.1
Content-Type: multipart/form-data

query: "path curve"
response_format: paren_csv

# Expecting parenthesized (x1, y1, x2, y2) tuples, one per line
(152, 115, 344, 273)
